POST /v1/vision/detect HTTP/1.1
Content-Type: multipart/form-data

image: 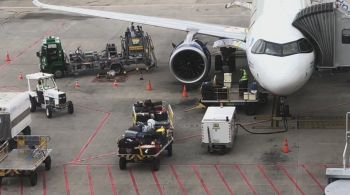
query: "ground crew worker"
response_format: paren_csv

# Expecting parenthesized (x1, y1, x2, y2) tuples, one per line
(239, 68, 249, 97)
(36, 79, 44, 91)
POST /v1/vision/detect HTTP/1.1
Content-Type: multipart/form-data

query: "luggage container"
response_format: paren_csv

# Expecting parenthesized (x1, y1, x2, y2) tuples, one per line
(0, 92, 32, 148)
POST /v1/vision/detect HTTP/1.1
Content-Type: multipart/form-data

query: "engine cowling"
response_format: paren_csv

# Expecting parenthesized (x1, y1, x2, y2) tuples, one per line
(169, 40, 211, 85)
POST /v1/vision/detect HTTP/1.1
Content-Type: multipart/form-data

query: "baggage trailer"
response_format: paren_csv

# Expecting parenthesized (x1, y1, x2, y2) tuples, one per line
(201, 106, 237, 153)
(0, 92, 32, 149)
(117, 100, 174, 171)
(0, 135, 52, 186)
(195, 73, 268, 115)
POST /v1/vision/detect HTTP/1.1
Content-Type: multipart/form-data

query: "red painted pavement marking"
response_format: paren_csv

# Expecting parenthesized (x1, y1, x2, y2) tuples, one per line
(86, 165, 95, 195)
(20, 178, 24, 195)
(301, 164, 325, 192)
(63, 165, 71, 195)
(0, 21, 66, 71)
(214, 165, 235, 195)
(257, 165, 282, 195)
(75, 152, 117, 163)
(107, 165, 118, 195)
(169, 165, 188, 195)
(277, 165, 306, 195)
(73, 112, 111, 162)
(152, 171, 164, 195)
(42, 172, 47, 195)
(129, 169, 140, 195)
(192, 165, 212, 195)
(234, 165, 258, 195)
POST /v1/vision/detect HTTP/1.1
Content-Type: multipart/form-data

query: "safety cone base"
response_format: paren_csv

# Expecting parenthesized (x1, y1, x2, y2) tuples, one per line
(147, 80, 153, 91)
(182, 85, 189, 97)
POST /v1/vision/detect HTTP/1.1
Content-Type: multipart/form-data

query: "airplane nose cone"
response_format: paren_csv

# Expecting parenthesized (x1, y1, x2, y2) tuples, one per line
(252, 56, 314, 96)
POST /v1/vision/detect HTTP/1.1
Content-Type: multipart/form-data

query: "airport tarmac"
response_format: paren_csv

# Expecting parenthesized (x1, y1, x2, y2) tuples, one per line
(0, 0, 349, 194)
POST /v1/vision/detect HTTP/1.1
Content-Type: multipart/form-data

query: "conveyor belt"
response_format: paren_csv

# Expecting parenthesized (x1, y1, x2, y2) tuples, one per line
(293, 3, 335, 68)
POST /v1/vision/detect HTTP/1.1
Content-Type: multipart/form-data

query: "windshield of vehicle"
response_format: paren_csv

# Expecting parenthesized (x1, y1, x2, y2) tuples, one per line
(251, 38, 313, 57)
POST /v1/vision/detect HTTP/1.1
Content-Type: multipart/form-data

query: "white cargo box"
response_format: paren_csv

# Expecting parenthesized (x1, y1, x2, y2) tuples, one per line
(0, 92, 31, 141)
(201, 107, 236, 151)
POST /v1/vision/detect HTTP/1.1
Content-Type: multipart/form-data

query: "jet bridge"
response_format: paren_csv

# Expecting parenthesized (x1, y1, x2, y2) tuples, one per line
(293, 1, 350, 69)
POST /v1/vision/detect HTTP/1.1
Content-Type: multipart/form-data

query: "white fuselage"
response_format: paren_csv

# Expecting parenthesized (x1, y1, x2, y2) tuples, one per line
(245, 0, 315, 95)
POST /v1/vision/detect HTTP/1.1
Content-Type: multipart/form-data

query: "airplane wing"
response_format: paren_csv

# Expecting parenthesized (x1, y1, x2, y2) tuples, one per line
(33, 0, 247, 41)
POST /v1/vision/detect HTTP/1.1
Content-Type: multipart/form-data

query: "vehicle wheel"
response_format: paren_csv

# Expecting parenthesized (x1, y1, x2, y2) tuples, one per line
(67, 101, 74, 114)
(30, 171, 38, 186)
(259, 93, 268, 105)
(30, 97, 37, 112)
(8, 138, 16, 151)
(151, 157, 160, 171)
(23, 126, 31, 135)
(167, 144, 172, 157)
(215, 55, 223, 71)
(54, 70, 64, 78)
(44, 156, 52, 171)
(46, 106, 53, 119)
(245, 103, 257, 116)
(111, 63, 123, 75)
(119, 157, 127, 170)
(0, 176, 2, 185)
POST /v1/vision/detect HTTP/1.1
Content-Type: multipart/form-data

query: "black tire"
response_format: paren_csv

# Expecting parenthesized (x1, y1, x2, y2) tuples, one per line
(152, 157, 160, 171)
(259, 93, 268, 105)
(46, 106, 53, 119)
(245, 103, 257, 116)
(44, 156, 51, 171)
(167, 144, 172, 157)
(30, 171, 38, 186)
(23, 126, 31, 135)
(8, 138, 17, 151)
(111, 63, 123, 75)
(30, 97, 37, 112)
(67, 101, 74, 114)
(54, 70, 64, 78)
(119, 157, 127, 170)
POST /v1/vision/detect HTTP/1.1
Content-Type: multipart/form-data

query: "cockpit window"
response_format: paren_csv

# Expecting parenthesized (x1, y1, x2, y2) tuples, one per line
(250, 39, 265, 54)
(298, 39, 313, 53)
(265, 42, 282, 56)
(251, 38, 313, 56)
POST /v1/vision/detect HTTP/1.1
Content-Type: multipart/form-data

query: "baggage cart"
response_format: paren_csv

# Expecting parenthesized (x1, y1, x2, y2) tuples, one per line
(0, 135, 52, 186)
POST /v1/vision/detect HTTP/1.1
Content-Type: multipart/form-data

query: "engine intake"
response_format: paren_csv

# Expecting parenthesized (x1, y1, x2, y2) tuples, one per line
(169, 40, 211, 85)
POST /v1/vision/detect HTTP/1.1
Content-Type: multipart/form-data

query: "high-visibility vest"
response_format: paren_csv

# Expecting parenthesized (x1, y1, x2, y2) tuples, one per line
(240, 70, 248, 81)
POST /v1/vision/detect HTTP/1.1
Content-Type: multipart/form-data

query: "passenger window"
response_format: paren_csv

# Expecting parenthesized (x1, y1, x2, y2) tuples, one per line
(265, 42, 282, 56)
(251, 39, 266, 54)
(283, 42, 299, 56)
(342, 29, 350, 44)
(298, 39, 313, 53)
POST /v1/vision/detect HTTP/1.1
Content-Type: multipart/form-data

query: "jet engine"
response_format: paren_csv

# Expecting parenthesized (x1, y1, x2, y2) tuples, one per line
(169, 39, 211, 85)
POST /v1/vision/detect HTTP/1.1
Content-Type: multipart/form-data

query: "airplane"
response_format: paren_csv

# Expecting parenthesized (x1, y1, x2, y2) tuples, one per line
(32, 0, 320, 96)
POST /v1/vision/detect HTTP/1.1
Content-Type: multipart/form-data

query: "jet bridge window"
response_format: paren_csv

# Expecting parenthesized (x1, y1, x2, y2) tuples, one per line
(251, 39, 312, 56)
(342, 29, 350, 44)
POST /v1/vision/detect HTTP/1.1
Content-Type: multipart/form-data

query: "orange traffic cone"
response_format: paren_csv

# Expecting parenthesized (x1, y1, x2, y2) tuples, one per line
(182, 85, 189, 97)
(74, 80, 80, 89)
(18, 72, 24, 80)
(113, 80, 119, 88)
(146, 80, 153, 91)
(5, 51, 11, 64)
(282, 138, 290, 153)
